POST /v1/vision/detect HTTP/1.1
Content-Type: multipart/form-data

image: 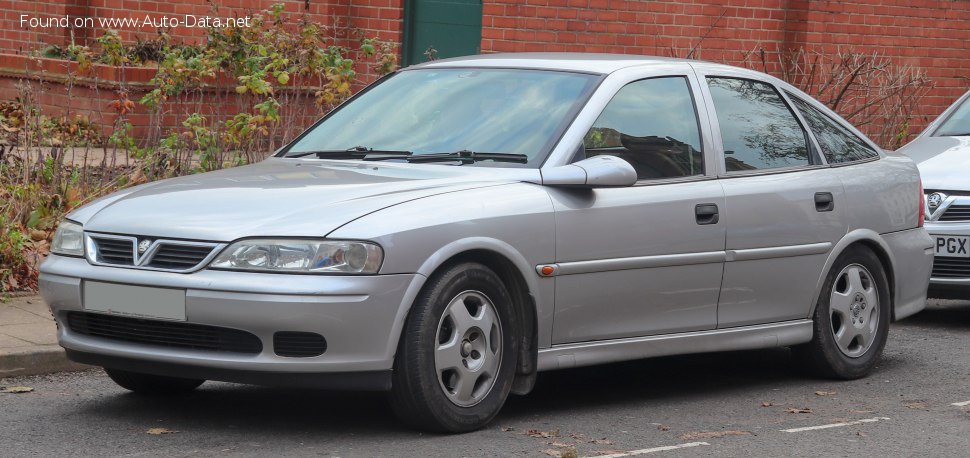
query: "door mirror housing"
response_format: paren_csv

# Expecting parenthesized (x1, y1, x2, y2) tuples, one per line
(542, 155, 637, 188)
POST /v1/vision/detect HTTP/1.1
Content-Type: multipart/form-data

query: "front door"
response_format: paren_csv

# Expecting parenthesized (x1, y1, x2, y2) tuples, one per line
(403, 0, 482, 66)
(549, 73, 726, 344)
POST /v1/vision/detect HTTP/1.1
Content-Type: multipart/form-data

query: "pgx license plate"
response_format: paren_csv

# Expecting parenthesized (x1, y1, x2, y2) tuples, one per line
(935, 235, 970, 258)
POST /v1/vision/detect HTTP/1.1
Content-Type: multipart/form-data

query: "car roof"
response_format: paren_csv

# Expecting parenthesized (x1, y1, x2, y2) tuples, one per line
(410, 52, 718, 75)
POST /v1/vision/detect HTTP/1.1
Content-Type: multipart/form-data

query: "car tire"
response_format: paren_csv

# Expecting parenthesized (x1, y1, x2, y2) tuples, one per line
(389, 262, 519, 433)
(104, 368, 205, 395)
(794, 246, 891, 379)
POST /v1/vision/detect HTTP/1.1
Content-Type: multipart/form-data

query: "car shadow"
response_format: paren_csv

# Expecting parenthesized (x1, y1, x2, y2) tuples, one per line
(75, 347, 819, 436)
(894, 299, 970, 330)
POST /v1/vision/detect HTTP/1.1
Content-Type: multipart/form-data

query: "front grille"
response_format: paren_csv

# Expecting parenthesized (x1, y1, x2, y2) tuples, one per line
(931, 257, 970, 279)
(147, 244, 214, 270)
(67, 312, 262, 354)
(92, 237, 135, 265)
(274, 332, 327, 357)
(940, 204, 970, 222)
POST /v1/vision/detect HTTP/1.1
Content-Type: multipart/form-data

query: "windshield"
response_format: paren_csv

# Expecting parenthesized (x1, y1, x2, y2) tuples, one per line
(283, 68, 599, 167)
(935, 92, 970, 136)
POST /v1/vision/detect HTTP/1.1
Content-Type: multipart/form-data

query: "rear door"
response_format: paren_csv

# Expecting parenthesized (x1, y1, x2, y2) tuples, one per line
(548, 65, 726, 344)
(693, 65, 847, 327)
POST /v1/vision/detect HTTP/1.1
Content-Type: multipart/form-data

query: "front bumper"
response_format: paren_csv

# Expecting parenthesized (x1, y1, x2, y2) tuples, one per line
(39, 255, 425, 390)
(924, 220, 970, 299)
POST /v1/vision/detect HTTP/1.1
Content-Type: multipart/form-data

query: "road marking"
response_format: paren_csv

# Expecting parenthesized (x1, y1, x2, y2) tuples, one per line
(780, 417, 890, 433)
(589, 442, 710, 458)
(951, 400, 970, 407)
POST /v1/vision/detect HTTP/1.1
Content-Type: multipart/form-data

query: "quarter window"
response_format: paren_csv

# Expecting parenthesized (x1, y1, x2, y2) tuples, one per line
(582, 77, 704, 180)
(787, 94, 879, 163)
(707, 77, 810, 171)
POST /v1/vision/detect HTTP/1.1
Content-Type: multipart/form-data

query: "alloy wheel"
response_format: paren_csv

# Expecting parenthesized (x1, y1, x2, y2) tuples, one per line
(829, 263, 880, 358)
(434, 290, 503, 407)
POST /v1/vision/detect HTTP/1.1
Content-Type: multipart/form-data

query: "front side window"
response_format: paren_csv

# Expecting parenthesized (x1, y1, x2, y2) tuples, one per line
(582, 77, 704, 180)
(707, 77, 810, 171)
(285, 68, 598, 167)
(788, 94, 878, 163)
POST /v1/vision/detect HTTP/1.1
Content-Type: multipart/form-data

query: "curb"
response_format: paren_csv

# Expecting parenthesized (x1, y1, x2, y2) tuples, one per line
(0, 345, 91, 379)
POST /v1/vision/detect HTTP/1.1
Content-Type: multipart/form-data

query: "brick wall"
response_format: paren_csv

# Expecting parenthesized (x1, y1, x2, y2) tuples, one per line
(0, 1, 403, 142)
(1, 0, 402, 52)
(481, 0, 970, 136)
(2, 0, 969, 143)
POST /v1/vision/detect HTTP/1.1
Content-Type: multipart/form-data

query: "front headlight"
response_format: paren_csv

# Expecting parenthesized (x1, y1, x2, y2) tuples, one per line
(51, 220, 84, 257)
(209, 239, 383, 274)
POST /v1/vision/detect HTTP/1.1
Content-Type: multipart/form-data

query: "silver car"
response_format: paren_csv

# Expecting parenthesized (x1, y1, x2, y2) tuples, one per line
(898, 89, 970, 299)
(40, 54, 933, 432)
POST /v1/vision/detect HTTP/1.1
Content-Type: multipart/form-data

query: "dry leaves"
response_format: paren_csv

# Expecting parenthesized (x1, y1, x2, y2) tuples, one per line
(904, 401, 928, 410)
(589, 438, 613, 445)
(146, 427, 178, 435)
(541, 448, 577, 458)
(1, 386, 33, 394)
(657, 424, 670, 431)
(679, 430, 752, 441)
(785, 407, 813, 414)
(815, 391, 837, 396)
(500, 426, 514, 432)
(528, 429, 560, 439)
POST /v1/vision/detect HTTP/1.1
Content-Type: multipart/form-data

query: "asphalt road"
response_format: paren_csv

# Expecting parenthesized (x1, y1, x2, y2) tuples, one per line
(2, 299, 968, 457)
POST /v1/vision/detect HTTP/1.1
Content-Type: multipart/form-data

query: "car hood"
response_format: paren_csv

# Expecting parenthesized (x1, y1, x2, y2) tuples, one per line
(71, 158, 536, 241)
(898, 136, 970, 191)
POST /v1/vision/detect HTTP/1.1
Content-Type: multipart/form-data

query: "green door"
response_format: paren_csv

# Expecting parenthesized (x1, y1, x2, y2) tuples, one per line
(403, 0, 482, 66)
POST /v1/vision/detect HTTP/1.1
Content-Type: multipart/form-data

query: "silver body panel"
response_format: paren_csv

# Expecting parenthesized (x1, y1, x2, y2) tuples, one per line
(898, 89, 970, 297)
(39, 54, 932, 387)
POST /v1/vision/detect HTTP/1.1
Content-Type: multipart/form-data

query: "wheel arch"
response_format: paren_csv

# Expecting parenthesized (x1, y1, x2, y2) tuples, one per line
(394, 238, 543, 396)
(809, 229, 897, 320)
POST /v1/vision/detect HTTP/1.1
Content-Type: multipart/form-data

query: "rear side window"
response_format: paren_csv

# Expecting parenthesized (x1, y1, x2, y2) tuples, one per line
(582, 77, 704, 180)
(707, 77, 809, 171)
(787, 95, 878, 163)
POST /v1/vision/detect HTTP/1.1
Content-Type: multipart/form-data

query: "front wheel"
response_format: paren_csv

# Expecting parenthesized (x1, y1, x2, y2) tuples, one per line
(389, 262, 518, 433)
(794, 246, 891, 379)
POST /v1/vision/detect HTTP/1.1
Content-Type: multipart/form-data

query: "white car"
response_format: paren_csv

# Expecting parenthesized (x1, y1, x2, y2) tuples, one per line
(898, 89, 970, 299)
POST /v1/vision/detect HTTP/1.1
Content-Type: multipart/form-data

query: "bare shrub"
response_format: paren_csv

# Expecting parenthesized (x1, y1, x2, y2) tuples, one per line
(741, 47, 933, 148)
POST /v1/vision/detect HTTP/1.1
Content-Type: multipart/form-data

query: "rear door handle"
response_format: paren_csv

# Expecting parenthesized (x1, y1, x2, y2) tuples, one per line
(815, 192, 834, 212)
(695, 203, 719, 225)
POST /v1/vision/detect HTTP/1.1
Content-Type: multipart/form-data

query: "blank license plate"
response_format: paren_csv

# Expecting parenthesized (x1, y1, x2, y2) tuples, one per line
(83, 281, 186, 321)
(935, 235, 970, 258)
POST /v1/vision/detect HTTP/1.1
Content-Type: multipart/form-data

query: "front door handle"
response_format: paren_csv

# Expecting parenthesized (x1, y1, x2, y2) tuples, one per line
(695, 203, 719, 225)
(815, 192, 834, 212)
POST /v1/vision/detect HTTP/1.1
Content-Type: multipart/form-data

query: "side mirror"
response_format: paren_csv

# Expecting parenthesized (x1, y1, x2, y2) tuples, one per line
(542, 155, 637, 188)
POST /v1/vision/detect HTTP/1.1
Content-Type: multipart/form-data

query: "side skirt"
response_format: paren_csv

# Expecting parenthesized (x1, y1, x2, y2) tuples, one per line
(537, 320, 813, 371)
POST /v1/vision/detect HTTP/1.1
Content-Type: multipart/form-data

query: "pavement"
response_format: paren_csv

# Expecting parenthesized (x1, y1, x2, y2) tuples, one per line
(0, 294, 89, 378)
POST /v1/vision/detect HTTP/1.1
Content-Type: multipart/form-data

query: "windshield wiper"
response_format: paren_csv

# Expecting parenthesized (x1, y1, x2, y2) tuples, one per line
(286, 146, 413, 160)
(406, 150, 529, 164)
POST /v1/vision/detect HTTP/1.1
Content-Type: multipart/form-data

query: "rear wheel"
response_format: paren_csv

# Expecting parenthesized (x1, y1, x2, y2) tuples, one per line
(389, 262, 518, 433)
(795, 247, 891, 379)
(104, 368, 204, 395)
